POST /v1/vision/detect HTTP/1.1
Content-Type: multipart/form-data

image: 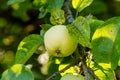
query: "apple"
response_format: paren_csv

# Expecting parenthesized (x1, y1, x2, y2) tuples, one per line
(44, 25, 77, 57)
(60, 73, 85, 80)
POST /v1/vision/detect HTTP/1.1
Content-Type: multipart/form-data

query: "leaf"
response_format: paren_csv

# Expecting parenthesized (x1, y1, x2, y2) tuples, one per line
(90, 19, 104, 39)
(50, 8, 65, 25)
(113, 29, 120, 68)
(72, 0, 93, 12)
(47, 0, 64, 11)
(33, 0, 46, 6)
(89, 61, 115, 80)
(7, 0, 25, 5)
(38, 0, 64, 18)
(38, 6, 48, 18)
(67, 16, 91, 48)
(83, 1, 107, 14)
(40, 24, 52, 37)
(40, 24, 52, 31)
(92, 17, 120, 69)
(1, 64, 34, 80)
(15, 34, 43, 64)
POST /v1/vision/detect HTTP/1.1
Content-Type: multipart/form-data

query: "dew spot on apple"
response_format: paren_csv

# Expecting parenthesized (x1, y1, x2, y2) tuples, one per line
(56, 50, 61, 55)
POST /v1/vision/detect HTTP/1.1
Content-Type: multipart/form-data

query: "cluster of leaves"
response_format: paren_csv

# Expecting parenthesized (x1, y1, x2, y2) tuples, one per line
(0, 0, 120, 80)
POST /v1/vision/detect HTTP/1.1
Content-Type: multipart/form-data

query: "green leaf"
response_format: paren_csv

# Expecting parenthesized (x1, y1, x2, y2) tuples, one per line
(38, 0, 64, 18)
(72, 0, 93, 12)
(47, 0, 64, 11)
(90, 19, 104, 39)
(83, 1, 107, 14)
(113, 28, 120, 68)
(67, 16, 91, 48)
(7, 0, 25, 5)
(90, 61, 115, 80)
(40, 24, 52, 37)
(92, 17, 120, 69)
(50, 8, 65, 25)
(38, 6, 48, 18)
(15, 34, 43, 64)
(1, 64, 34, 80)
(33, 0, 46, 6)
(40, 24, 52, 31)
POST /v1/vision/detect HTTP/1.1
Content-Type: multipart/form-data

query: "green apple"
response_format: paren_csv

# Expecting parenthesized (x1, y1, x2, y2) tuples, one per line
(60, 73, 85, 80)
(44, 25, 77, 57)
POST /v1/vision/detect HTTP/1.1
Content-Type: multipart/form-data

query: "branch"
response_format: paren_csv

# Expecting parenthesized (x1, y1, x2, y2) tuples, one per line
(87, 66, 100, 80)
(82, 62, 100, 80)
(77, 44, 100, 80)
(63, 0, 74, 23)
(82, 55, 100, 79)
(46, 58, 81, 80)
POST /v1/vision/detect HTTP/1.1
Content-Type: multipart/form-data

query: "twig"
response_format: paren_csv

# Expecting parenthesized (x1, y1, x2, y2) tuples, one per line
(82, 55, 100, 79)
(63, 0, 74, 23)
(82, 62, 100, 80)
(46, 58, 81, 80)
(77, 44, 100, 80)
(46, 71, 59, 80)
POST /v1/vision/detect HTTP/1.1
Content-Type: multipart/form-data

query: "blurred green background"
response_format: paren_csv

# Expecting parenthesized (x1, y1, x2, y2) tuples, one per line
(0, 0, 120, 80)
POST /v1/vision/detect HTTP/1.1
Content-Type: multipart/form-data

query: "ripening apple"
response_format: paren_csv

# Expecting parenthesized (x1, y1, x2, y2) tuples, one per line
(44, 25, 77, 57)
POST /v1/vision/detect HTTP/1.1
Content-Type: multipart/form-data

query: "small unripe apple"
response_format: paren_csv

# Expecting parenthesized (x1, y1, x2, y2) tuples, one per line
(44, 25, 77, 57)
(60, 73, 85, 80)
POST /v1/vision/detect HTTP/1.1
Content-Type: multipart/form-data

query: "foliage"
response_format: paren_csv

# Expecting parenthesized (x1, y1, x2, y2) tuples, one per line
(1, 64, 34, 80)
(15, 34, 43, 64)
(67, 16, 91, 48)
(0, 0, 120, 80)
